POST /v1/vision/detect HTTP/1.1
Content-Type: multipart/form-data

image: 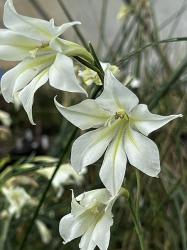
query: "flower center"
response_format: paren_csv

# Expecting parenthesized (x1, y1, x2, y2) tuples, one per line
(40, 41, 50, 48)
(90, 202, 105, 215)
(114, 109, 128, 120)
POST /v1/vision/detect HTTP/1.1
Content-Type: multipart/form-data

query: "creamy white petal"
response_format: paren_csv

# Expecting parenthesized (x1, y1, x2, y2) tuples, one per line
(54, 21, 81, 37)
(3, 0, 79, 41)
(100, 126, 127, 195)
(71, 126, 117, 172)
(76, 189, 111, 207)
(79, 225, 96, 250)
(0, 54, 54, 103)
(1, 65, 22, 103)
(13, 65, 47, 94)
(54, 98, 110, 130)
(0, 29, 41, 61)
(96, 70, 139, 113)
(59, 214, 88, 243)
(131, 104, 183, 136)
(49, 54, 86, 94)
(0, 46, 32, 61)
(124, 127, 160, 177)
(18, 68, 49, 125)
(0, 63, 38, 103)
(71, 191, 86, 217)
(92, 214, 113, 250)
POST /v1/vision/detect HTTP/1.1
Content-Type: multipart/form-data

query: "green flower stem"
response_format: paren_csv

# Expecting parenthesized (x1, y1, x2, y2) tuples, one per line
(135, 170, 141, 217)
(88, 42, 104, 75)
(129, 197, 145, 250)
(74, 56, 104, 83)
(117, 37, 187, 66)
(149, 55, 187, 109)
(18, 127, 78, 250)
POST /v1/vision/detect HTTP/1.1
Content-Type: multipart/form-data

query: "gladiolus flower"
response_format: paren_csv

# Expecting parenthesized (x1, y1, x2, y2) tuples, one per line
(59, 188, 119, 250)
(55, 69, 182, 195)
(0, 0, 92, 124)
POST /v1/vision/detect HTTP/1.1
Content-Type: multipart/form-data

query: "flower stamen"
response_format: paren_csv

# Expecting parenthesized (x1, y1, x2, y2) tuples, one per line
(115, 110, 128, 120)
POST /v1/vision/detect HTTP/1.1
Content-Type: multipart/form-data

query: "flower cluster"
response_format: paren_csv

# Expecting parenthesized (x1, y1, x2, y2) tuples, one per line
(0, 1, 182, 250)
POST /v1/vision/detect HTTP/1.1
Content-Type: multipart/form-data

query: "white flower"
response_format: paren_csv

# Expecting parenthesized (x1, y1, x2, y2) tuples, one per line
(78, 62, 119, 86)
(55, 70, 182, 196)
(1, 186, 34, 218)
(125, 75, 141, 89)
(37, 162, 85, 197)
(59, 188, 118, 250)
(117, 4, 132, 20)
(0, 0, 90, 124)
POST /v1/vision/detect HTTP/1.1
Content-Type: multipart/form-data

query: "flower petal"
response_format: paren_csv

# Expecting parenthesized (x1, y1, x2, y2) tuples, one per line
(54, 21, 81, 37)
(3, 0, 79, 41)
(54, 98, 110, 130)
(18, 68, 49, 125)
(92, 214, 113, 250)
(96, 69, 139, 113)
(100, 126, 127, 195)
(0, 29, 42, 61)
(131, 104, 183, 136)
(0, 63, 37, 103)
(71, 126, 117, 172)
(71, 191, 86, 217)
(79, 225, 96, 250)
(124, 127, 160, 177)
(59, 214, 88, 244)
(76, 189, 111, 207)
(49, 54, 87, 95)
(1, 54, 54, 103)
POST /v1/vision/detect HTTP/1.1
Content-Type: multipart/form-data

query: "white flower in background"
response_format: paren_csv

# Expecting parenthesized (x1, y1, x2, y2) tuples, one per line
(59, 188, 119, 250)
(1, 186, 35, 218)
(0, 110, 11, 127)
(78, 62, 120, 86)
(55, 70, 182, 196)
(0, 0, 92, 125)
(0, 109, 11, 140)
(125, 75, 141, 89)
(30, 156, 85, 197)
(117, 4, 132, 20)
(130, 78, 141, 88)
(37, 163, 85, 197)
(36, 220, 52, 245)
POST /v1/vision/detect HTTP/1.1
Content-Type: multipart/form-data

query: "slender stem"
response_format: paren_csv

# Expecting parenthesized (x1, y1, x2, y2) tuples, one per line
(18, 127, 78, 250)
(117, 37, 187, 66)
(158, 1, 187, 31)
(129, 198, 145, 250)
(74, 55, 104, 83)
(74, 56, 102, 76)
(97, 0, 108, 54)
(88, 42, 104, 82)
(108, 17, 137, 62)
(57, 0, 88, 50)
(30, 0, 49, 20)
(135, 170, 141, 216)
(149, 56, 187, 109)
